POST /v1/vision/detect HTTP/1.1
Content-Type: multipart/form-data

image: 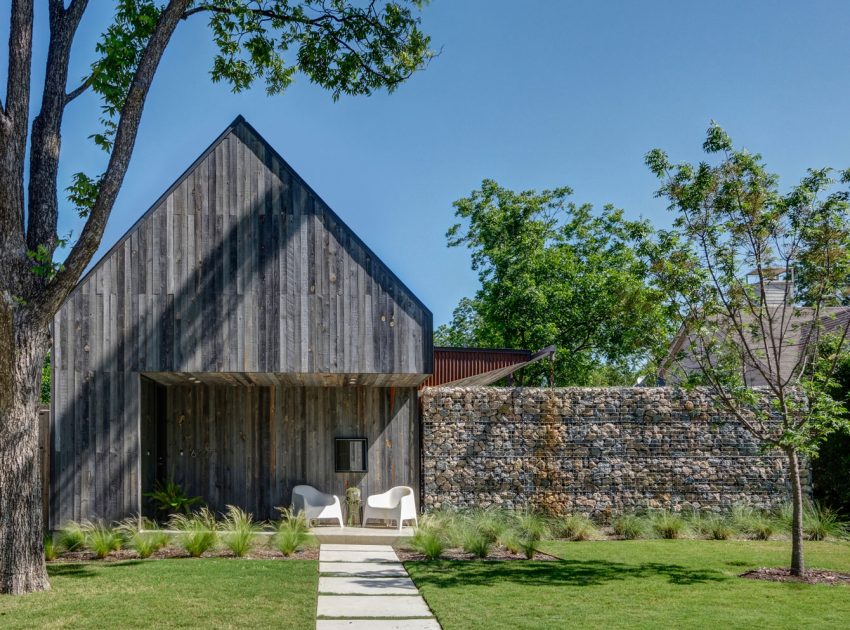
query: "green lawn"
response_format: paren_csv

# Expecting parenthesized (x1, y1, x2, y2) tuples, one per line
(406, 540, 850, 630)
(0, 559, 317, 629)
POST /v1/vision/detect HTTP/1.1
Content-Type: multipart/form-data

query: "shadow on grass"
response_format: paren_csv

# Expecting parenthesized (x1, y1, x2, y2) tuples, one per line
(48, 561, 144, 579)
(408, 559, 727, 588)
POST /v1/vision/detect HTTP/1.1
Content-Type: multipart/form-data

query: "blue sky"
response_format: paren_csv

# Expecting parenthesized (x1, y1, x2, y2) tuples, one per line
(10, 1, 850, 325)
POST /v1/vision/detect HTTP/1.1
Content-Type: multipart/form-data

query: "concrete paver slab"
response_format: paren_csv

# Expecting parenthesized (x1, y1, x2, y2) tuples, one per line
(319, 544, 394, 552)
(317, 595, 433, 618)
(319, 562, 407, 577)
(318, 576, 418, 595)
(316, 620, 441, 630)
(320, 549, 400, 563)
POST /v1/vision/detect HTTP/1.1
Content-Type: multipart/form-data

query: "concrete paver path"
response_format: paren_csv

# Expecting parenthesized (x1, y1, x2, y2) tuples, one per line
(315, 543, 440, 629)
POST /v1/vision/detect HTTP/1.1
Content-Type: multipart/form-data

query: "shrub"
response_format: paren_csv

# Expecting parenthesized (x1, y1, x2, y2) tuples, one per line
(44, 535, 58, 561)
(145, 478, 204, 516)
(551, 514, 598, 541)
(221, 505, 260, 557)
(57, 522, 86, 552)
(410, 527, 446, 560)
(85, 524, 123, 559)
(170, 508, 218, 557)
(612, 514, 646, 540)
(651, 511, 689, 539)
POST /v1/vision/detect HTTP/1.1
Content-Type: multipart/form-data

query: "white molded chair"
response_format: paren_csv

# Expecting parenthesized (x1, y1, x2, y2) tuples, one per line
(362, 486, 418, 530)
(291, 485, 344, 528)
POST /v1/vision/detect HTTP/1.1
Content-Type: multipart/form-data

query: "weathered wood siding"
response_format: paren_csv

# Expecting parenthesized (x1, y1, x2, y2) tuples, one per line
(141, 381, 418, 520)
(51, 118, 432, 526)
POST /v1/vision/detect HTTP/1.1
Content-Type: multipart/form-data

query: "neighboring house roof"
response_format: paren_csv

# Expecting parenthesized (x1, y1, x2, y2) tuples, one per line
(659, 303, 850, 386)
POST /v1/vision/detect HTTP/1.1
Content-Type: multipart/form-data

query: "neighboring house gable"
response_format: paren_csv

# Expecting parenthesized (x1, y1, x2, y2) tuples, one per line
(658, 275, 850, 386)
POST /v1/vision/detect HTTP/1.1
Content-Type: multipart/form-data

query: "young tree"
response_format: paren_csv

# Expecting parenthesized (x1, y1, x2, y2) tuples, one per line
(0, 0, 433, 595)
(441, 179, 679, 385)
(647, 123, 850, 575)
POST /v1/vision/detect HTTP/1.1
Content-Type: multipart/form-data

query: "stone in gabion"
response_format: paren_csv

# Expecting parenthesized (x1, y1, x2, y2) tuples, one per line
(420, 386, 804, 516)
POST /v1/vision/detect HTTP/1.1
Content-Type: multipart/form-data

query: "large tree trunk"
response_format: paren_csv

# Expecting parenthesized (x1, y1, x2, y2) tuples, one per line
(0, 307, 49, 595)
(786, 447, 805, 576)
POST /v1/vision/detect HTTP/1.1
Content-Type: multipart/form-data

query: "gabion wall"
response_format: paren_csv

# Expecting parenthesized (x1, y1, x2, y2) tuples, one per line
(420, 386, 797, 517)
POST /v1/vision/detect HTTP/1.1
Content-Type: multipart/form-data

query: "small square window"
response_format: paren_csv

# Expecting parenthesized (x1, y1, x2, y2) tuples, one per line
(335, 438, 367, 473)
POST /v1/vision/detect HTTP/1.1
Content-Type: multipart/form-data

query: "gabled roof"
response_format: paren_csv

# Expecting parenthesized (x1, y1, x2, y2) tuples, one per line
(68, 115, 431, 319)
(54, 116, 433, 377)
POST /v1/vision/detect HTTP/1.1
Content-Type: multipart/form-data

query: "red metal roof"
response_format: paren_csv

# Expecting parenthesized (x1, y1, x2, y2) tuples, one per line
(422, 347, 533, 387)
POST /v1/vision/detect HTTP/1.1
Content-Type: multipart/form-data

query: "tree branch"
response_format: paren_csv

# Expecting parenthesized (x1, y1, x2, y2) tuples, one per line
(64, 78, 91, 104)
(26, 0, 89, 256)
(2, 0, 33, 125)
(0, 0, 34, 266)
(182, 3, 414, 87)
(29, 0, 193, 323)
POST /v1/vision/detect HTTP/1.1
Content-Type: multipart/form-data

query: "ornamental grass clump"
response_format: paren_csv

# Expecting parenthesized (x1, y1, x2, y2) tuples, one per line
(421, 506, 459, 532)
(513, 510, 549, 559)
(730, 505, 776, 540)
(43, 536, 58, 561)
(221, 505, 260, 557)
(461, 529, 491, 558)
(273, 509, 309, 557)
(410, 526, 447, 560)
(801, 502, 848, 541)
(468, 508, 508, 543)
(114, 516, 171, 558)
(85, 523, 123, 559)
(455, 508, 507, 558)
(129, 532, 162, 559)
(170, 508, 218, 557)
(57, 522, 86, 552)
(702, 515, 735, 541)
(551, 514, 598, 541)
(611, 514, 646, 540)
(497, 528, 522, 555)
(651, 511, 689, 539)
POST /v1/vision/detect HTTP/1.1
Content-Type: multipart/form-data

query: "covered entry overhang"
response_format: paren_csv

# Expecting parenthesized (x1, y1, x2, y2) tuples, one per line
(139, 371, 428, 522)
(142, 371, 430, 388)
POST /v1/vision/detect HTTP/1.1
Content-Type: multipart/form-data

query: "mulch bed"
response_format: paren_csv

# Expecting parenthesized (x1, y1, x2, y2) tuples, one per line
(740, 567, 850, 585)
(395, 546, 558, 562)
(49, 546, 318, 563)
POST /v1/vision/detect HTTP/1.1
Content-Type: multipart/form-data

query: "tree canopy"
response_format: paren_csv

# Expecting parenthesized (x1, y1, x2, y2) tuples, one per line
(436, 179, 680, 385)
